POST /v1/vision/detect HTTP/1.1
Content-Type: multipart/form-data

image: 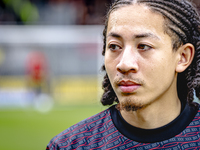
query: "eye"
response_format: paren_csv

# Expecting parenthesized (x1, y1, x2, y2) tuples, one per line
(108, 44, 121, 51)
(137, 44, 152, 51)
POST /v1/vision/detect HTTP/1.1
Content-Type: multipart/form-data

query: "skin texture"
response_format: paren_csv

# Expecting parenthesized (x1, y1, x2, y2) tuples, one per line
(104, 4, 194, 129)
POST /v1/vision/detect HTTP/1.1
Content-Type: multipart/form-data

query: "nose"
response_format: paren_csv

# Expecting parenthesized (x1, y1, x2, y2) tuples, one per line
(116, 47, 139, 74)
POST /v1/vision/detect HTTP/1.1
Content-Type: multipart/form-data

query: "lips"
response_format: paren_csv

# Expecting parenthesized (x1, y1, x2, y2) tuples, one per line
(118, 80, 141, 93)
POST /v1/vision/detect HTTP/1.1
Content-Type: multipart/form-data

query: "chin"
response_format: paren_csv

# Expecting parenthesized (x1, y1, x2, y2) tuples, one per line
(116, 98, 146, 112)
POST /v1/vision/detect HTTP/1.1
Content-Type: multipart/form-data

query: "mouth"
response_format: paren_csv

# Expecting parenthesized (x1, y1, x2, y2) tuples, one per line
(118, 80, 141, 93)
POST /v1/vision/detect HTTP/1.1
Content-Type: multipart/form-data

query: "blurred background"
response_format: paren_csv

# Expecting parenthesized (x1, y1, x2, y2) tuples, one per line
(0, 0, 200, 150)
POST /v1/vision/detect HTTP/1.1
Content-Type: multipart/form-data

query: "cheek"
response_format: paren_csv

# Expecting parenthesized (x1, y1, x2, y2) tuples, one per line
(143, 56, 176, 84)
(104, 54, 110, 72)
(105, 55, 115, 76)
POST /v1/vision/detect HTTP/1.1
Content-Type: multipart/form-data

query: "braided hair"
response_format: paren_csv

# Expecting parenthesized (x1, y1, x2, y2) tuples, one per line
(101, 0, 200, 107)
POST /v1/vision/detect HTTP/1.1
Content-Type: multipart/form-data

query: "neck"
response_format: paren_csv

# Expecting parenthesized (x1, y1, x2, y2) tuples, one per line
(120, 82, 182, 129)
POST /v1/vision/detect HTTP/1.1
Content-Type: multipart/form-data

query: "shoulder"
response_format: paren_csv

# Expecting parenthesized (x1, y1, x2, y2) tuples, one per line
(46, 106, 114, 149)
(194, 103, 200, 119)
(187, 103, 200, 126)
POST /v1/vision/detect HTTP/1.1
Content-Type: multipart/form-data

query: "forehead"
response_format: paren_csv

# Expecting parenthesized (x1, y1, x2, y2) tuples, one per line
(107, 4, 166, 38)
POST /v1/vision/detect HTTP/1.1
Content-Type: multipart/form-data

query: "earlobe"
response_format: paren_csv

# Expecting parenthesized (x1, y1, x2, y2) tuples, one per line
(176, 43, 195, 73)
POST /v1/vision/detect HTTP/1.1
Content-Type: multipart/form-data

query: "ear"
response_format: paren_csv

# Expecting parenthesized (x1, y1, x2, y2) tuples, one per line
(176, 43, 195, 73)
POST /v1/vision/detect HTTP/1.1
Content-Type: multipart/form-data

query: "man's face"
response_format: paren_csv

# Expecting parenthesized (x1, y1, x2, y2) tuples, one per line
(104, 4, 181, 110)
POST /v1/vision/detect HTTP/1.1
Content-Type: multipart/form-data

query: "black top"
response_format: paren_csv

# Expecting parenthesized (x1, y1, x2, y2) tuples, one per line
(110, 102, 198, 143)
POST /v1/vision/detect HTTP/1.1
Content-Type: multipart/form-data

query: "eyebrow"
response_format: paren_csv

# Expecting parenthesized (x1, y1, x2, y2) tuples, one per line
(107, 32, 160, 40)
(107, 32, 122, 38)
(135, 33, 160, 40)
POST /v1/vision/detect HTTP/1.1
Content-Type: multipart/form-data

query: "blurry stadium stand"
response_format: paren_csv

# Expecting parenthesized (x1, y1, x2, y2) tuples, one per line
(0, 25, 104, 109)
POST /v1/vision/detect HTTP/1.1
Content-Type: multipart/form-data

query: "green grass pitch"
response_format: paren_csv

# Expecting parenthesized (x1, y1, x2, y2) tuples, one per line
(0, 105, 105, 150)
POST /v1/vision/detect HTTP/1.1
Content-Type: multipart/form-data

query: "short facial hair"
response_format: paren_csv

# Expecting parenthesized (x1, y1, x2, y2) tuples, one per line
(116, 98, 145, 112)
(114, 75, 146, 111)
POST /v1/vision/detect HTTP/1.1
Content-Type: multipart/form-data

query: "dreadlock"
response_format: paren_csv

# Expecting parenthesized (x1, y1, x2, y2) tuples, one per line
(101, 0, 200, 108)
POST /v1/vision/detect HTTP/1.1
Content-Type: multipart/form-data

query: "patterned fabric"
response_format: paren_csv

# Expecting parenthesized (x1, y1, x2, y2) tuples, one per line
(46, 105, 200, 150)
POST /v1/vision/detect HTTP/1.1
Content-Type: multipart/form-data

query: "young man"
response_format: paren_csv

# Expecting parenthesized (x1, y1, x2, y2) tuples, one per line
(46, 0, 200, 149)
